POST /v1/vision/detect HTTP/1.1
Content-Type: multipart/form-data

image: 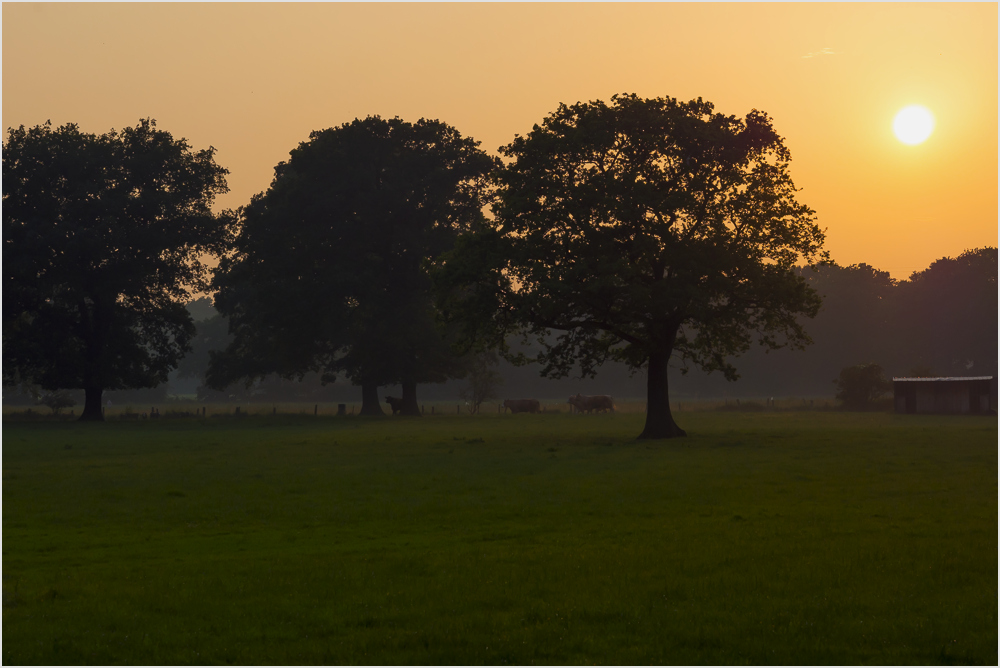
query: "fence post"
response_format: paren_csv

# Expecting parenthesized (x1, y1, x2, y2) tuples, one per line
(314, 404, 318, 416)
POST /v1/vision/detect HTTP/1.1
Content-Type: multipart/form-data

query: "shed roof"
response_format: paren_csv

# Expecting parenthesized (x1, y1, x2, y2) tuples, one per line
(892, 376, 994, 382)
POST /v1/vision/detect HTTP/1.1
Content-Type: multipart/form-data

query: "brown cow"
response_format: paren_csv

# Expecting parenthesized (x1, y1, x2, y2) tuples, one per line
(502, 399, 541, 414)
(568, 394, 616, 414)
(385, 396, 403, 415)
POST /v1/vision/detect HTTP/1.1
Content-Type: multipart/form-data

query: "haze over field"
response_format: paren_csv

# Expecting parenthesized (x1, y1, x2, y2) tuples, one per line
(3, 2, 997, 280)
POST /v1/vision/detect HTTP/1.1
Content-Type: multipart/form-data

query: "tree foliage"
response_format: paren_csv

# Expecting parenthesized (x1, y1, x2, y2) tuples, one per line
(459, 351, 504, 414)
(39, 390, 76, 415)
(175, 314, 232, 382)
(834, 363, 892, 411)
(210, 116, 497, 415)
(3, 119, 231, 420)
(436, 94, 826, 438)
(895, 247, 997, 375)
(664, 251, 996, 398)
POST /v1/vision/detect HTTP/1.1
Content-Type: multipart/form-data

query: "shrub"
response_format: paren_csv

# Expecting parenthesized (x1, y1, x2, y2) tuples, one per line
(834, 363, 892, 411)
(39, 390, 75, 415)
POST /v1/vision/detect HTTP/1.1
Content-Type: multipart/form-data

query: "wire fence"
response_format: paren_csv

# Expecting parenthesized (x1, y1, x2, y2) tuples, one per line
(3, 396, 842, 421)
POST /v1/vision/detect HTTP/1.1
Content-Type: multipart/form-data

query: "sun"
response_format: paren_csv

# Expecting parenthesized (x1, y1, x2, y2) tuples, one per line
(893, 105, 935, 145)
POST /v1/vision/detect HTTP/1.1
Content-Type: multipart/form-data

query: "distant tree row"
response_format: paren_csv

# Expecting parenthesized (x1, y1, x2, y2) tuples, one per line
(168, 249, 997, 407)
(8, 96, 986, 437)
(666, 252, 997, 400)
(813, 253, 997, 377)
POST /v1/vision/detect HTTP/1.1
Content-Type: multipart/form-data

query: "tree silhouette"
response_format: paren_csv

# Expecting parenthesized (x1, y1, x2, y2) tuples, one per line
(788, 262, 898, 389)
(459, 351, 504, 414)
(436, 94, 826, 438)
(3, 120, 231, 421)
(209, 116, 497, 415)
(834, 363, 892, 410)
(894, 247, 997, 376)
(39, 390, 76, 416)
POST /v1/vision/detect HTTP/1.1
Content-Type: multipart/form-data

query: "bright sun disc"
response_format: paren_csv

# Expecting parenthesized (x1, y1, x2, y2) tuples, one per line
(893, 105, 935, 145)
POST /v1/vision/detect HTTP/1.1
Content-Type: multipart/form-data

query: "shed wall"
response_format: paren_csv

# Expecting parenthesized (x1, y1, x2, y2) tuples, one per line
(915, 384, 968, 413)
(893, 378, 994, 414)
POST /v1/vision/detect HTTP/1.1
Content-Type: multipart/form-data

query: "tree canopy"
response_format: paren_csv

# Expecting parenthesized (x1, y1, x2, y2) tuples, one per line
(3, 119, 231, 420)
(436, 94, 827, 438)
(834, 363, 892, 411)
(209, 115, 497, 415)
(895, 247, 997, 376)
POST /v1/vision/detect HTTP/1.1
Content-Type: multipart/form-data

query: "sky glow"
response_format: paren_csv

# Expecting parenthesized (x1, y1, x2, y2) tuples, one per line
(2, 3, 997, 280)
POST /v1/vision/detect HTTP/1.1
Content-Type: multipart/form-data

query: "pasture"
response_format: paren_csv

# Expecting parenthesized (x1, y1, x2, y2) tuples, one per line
(2, 411, 996, 664)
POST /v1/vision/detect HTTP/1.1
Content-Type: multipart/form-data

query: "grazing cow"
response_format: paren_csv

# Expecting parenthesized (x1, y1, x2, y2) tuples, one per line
(568, 394, 616, 414)
(502, 399, 541, 414)
(385, 396, 403, 415)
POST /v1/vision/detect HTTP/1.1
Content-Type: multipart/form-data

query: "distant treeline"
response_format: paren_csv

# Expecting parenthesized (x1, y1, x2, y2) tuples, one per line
(673, 251, 997, 399)
(11, 247, 981, 406)
(189, 248, 993, 402)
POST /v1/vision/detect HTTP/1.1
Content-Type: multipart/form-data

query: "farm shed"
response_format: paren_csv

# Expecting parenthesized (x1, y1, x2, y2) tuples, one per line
(892, 376, 996, 414)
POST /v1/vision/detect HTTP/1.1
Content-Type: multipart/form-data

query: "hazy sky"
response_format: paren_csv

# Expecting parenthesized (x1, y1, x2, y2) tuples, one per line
(3, 2, 997, 279)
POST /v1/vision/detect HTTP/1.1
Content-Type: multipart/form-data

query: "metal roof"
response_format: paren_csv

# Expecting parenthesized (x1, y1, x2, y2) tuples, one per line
(892, 376, 994, 382)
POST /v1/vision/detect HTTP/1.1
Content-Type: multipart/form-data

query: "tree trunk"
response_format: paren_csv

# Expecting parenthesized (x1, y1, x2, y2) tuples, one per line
(79, 385, 105, 422)
(400, 380, 421, 417)
(358, 380, 385, 416)
(78, 297, 109, 422)
(638, 349, 686, 439)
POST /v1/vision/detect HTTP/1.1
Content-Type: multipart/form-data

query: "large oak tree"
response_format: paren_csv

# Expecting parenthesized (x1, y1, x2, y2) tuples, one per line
(3, 120, 232, 421)
(435, 95, 827, 438)
(209, 116, 497, 415)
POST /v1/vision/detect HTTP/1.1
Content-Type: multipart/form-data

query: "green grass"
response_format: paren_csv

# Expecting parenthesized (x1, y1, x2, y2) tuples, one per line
(3, 412, 996, 664)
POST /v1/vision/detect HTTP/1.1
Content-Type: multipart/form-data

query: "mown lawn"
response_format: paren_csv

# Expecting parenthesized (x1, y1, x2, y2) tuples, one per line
(2, 411, 996, 665)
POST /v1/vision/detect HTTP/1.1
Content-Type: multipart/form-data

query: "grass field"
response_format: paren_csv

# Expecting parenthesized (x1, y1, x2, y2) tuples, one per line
(2, 411, 996, 665)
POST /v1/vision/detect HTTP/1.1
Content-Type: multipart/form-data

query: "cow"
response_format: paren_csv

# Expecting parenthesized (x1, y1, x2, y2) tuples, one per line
(502, 399, 541, 414)
(568, 394, 616, 414)
(385, 396, 403, 415)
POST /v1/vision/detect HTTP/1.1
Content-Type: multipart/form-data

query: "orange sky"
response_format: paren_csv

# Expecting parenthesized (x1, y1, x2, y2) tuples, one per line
(3, 2, 997, 279)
